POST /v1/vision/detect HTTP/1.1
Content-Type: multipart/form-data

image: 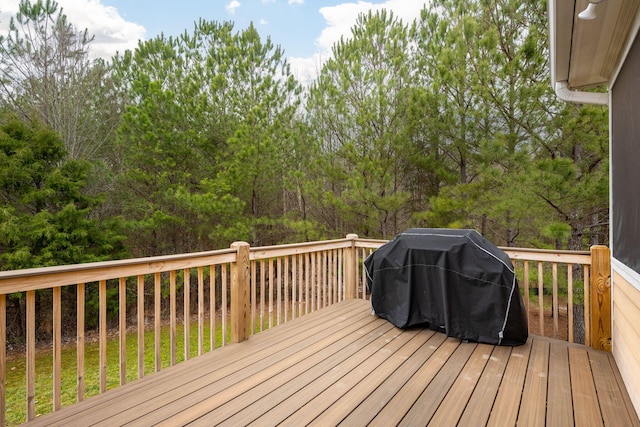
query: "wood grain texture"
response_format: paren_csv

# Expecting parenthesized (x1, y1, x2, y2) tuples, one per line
(21, 299, 638, 427)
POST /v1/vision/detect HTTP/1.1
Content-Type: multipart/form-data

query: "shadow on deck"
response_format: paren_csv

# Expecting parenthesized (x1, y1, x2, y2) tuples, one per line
(23, 299, 639, 426)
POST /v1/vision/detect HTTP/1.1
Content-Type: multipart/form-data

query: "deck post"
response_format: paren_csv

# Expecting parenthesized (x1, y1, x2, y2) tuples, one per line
(590, 245, 611, 351)
(230, 241, 251, 343)
(345, 234, 358, 299)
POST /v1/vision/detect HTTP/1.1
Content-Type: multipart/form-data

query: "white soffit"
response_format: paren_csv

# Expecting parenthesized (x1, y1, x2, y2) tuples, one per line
(558, 0, 640, 90)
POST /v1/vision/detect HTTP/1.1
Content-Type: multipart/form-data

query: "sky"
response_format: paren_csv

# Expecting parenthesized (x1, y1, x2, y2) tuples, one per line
(0, 0, 428, 83)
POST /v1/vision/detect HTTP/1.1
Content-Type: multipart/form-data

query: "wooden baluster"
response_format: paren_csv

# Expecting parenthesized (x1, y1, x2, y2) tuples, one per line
(77, 284, 85, 401)
(523, 261, 530, 332)
(155, 272, 162, 370)
(284, 256, 289, 323)
(323, 251, 328, 308)
(119, 278, 127, 384)
(538, 262, 544, 337)
(170, 271, 176, 366)
(584, 265, 591, 347)
(297, 254, 303, 317)
(26, 290, 35, 421)
(251, 260, 257, 333)
(327, 250, 332, 305)
(269, 258, 274, 328)
(291, 255, 297, 320)
(277, 257, 282, 325)
(137, 275, 144, 377)
(305, 253, 310, 314)
(221, 264, 228, 346)
(210, 266, 216, 348)
(552, 262, 559, 339)
(260, 260, 265, 332)
(197, 267, 204, 356)
(53, 286, 61, 410)
(184, 269, 190, 359)
(567, 264, 574, 343)
(332, 250, 337, 303)
(99, 280, 107, 392)
(311, 252, 317, 312)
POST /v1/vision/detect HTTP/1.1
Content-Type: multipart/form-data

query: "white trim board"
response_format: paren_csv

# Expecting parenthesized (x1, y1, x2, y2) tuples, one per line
(612, 257, 640, 292)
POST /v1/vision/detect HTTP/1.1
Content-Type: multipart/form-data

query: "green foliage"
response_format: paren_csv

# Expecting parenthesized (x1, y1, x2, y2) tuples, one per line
(112, 20, 303, 253)
(0, 115, 126, 270)
(0, 0, 609, 255)
(406, 0, 608, 248)
(306, 10, 416, 239)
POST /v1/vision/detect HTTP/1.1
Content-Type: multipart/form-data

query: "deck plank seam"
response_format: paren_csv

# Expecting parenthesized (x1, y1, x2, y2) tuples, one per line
(208, 321, 406, 426)
(296, 328, 428, 427)
(118, 315, 388, 426)
(399, 341, 479, 426)
(334, 330, 446, 427)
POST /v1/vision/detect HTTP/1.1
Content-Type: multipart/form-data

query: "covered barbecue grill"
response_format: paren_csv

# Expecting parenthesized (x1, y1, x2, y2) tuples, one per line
(364, 228, 528, 346)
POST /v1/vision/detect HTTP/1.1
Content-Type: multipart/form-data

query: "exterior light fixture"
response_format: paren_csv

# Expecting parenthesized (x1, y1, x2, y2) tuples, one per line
(578, 0, 604, 21)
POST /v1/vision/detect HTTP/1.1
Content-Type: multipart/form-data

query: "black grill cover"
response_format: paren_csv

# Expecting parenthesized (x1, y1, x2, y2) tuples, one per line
(365, 229, 528, 346)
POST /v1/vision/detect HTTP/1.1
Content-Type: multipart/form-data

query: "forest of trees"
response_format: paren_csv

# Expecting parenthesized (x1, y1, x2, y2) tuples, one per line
(0, 0, 609, 272)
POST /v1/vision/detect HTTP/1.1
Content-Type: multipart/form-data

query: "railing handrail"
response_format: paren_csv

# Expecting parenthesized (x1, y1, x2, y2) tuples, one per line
(357, 239, 595, 263)
(354, 239, 388, 250)
(500, 247, 592, 264)
(0, 239, 592, 283)
(249, 237, 354, 259)
(0, 249, 237, 294)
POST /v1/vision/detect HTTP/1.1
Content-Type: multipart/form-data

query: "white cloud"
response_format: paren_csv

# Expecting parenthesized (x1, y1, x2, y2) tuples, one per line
(316, 0, 425, 56)
(260, 18, 268, 25)
(288, 53, 327, 87)
(290, 0, 424, 83)
(226, 0, 241, 14)
(0, 0, 145, 60)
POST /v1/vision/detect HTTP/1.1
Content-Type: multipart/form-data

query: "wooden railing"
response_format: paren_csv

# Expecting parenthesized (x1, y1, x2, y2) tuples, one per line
(0, 235, 610, 425)
(502, 246, 609, 349)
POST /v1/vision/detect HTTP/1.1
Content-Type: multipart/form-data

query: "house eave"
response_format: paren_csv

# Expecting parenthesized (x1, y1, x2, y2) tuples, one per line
(548, 0, 640, 100)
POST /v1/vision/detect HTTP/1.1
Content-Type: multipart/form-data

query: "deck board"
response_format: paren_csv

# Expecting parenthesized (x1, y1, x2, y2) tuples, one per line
(262, 326, 418, 426)
(368, 337, 461, 426)
(486, 339, 531, 426)
(336, 330, 444, 426)
(546, 341, 574, 426)
(457, 345, 511, 426)
(589, 348, 638, 426)
(517, 338, 549, 425)
(428, 343, 493, 426)
(398, 341, 477, 426)
(570, 346, 605, 427)
(23, 298, 639, 427)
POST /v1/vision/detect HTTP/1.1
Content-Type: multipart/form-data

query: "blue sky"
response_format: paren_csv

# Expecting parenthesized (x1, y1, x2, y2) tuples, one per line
(99, 0, 330, 58)
(0, 0, 427, 81)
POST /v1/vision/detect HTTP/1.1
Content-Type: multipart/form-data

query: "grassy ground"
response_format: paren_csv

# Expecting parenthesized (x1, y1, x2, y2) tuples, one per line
(5, 322, 227, 426)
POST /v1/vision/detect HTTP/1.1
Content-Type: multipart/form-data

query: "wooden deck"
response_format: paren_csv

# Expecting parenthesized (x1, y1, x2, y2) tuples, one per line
(23, 299, 639, 426)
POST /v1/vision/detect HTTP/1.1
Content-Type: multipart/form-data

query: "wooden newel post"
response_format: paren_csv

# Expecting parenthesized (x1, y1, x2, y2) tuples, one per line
(590, 245, 611, 352)
(345, 234, 358, 300)
(231, 241, 251, 343)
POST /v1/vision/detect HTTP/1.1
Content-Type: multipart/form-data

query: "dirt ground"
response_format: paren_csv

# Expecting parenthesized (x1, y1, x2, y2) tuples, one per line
(527, 304, 571, 342)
